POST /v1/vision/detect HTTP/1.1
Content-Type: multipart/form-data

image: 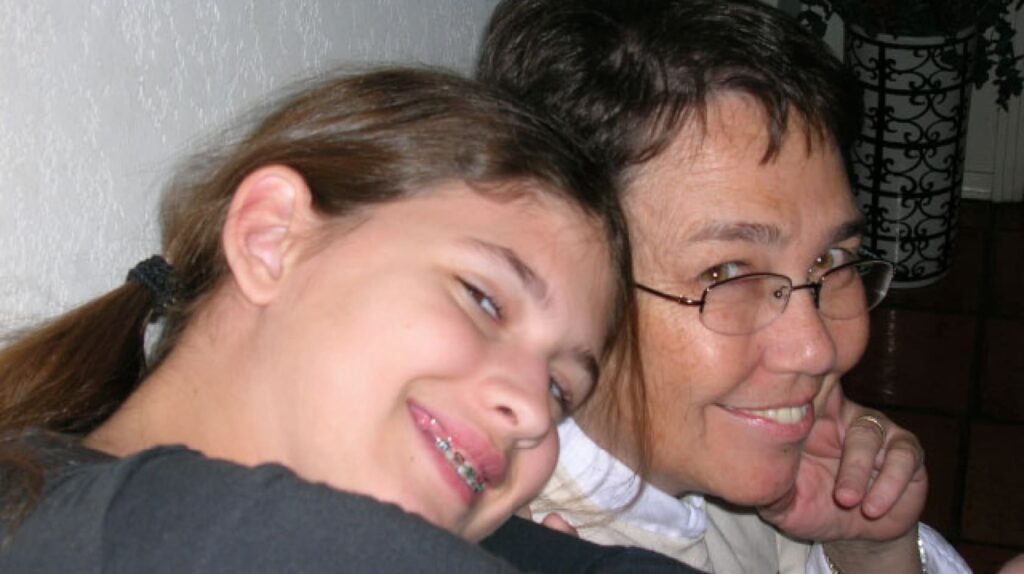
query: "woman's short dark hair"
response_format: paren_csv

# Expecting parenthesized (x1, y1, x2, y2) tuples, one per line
(478, 0, 860, 185)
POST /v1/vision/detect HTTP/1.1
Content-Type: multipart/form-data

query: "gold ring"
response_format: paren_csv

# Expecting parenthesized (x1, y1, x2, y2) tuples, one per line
(853, 414, 887, 440)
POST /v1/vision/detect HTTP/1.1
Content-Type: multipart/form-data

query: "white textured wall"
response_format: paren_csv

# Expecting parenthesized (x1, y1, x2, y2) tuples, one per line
(0, 0, 499, 333)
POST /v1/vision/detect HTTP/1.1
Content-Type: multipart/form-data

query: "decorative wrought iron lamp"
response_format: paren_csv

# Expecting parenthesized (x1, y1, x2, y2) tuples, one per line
(799, 0, 1023, 287)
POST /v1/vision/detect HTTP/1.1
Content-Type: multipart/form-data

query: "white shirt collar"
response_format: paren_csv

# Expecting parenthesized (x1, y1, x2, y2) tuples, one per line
(557, 418, 708, 540)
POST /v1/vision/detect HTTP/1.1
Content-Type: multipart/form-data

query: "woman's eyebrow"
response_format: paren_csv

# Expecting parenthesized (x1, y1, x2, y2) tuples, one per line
(687, 216, 865, 246)
(688, 221, 782, 245)
(830, 217, 866, 244)
(459, 238, 548, 302)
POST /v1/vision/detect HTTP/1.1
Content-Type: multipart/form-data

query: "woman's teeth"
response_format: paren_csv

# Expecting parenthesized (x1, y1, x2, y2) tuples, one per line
(433, 432, 485, 494)
(740, 405, 808, 424)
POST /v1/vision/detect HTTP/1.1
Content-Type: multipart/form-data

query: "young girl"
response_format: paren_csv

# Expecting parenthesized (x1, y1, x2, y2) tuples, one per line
(0, 68, 635, 572)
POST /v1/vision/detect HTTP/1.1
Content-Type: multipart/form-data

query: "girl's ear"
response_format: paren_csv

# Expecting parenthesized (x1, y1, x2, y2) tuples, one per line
(222, 165, 316, 306)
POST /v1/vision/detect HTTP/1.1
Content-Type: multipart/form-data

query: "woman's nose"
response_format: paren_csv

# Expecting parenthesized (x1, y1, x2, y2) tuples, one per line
(762, 287, 838, 376)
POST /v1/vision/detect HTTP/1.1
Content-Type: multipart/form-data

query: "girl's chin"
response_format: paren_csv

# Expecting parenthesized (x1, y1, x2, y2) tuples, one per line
(452, 513, 507, 544)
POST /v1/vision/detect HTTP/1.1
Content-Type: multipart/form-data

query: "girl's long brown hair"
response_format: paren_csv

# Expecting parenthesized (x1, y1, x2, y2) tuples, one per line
(0, 67, 641, 523)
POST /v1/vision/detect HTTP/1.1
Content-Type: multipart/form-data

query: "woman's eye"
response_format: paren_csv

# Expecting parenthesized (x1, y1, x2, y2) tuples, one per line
(811, 247, 855, 273)
(698, 262, 744, 285)
(549, 376, 572, 414)
(461, 280, 502, 320)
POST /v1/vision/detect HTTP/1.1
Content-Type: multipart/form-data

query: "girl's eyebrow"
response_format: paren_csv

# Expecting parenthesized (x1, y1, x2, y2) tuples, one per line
(459, 237, 548, 302)
(570, 347, 601, 390)
(458, 237, 600, 387)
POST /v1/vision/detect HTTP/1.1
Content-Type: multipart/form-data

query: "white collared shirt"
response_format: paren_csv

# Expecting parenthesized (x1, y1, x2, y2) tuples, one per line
(536, 418, 970, 574)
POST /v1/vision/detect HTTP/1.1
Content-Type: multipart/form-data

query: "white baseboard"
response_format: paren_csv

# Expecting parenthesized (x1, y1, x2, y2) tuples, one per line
(991, 7, 1024, 203)
(963, 171, 992, 201)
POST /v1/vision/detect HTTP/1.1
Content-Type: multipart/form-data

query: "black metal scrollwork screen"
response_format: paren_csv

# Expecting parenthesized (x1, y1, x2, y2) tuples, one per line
(845, 26, 976, 287)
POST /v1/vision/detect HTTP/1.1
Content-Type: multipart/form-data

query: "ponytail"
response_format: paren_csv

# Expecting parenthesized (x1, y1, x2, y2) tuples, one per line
(0, 278, 158, 530)
(0, 282, 154, 435)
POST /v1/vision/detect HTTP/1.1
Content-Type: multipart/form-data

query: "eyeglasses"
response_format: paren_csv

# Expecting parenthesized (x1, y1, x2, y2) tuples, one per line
(635, 260, 894, 336)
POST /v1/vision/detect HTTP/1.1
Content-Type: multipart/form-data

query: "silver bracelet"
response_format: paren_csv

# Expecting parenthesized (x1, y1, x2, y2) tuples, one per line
(823, 528, 927, 574)
(918, 530, 929, 574)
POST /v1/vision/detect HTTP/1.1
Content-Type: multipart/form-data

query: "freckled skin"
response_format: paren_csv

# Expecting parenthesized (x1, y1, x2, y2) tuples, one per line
(577, 94, 869, 505)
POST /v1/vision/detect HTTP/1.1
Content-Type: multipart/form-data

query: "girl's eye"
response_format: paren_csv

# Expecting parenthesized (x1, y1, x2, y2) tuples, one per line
(811, 247, 855, 274)
(461, 280, 502, 320)
(549, 376, 572, 415)
(698, 262, 744, 285)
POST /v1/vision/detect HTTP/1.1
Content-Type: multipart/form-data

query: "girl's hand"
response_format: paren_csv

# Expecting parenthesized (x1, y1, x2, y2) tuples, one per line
(520, 505, 579, 537)
(540, 512, 579, 537)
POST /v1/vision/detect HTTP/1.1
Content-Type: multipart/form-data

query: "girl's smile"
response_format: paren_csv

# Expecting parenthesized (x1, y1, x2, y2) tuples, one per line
(410, 402, 504, 503)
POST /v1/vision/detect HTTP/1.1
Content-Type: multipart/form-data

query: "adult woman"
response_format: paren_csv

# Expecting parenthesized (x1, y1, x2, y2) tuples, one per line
(478, 1, 970, 572)
(0, 68, 641, 572)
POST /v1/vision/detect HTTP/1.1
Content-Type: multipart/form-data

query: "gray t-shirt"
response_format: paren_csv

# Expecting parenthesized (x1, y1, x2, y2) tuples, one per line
(0, 430, 519, 573)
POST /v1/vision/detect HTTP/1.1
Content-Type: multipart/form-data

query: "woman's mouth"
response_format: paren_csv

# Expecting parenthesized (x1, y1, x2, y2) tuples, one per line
(734, 405, 809, 424)
(719, 401, 815, 442)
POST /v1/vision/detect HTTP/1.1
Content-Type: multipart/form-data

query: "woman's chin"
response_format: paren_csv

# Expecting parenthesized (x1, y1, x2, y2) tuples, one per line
(716, 486, 792, 508)
(710, 463, 799, 508)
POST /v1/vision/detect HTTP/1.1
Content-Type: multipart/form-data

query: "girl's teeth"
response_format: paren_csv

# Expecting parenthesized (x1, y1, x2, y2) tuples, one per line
(741, 405, 807, 424)
(433, 432, 485, 493)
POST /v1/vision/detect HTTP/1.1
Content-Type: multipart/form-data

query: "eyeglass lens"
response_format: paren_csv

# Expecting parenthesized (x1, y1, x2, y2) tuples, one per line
(699, 261, 893, 335)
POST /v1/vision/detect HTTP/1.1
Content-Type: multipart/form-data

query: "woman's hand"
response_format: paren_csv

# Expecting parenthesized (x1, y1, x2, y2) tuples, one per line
(758, 376, 927, 549)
